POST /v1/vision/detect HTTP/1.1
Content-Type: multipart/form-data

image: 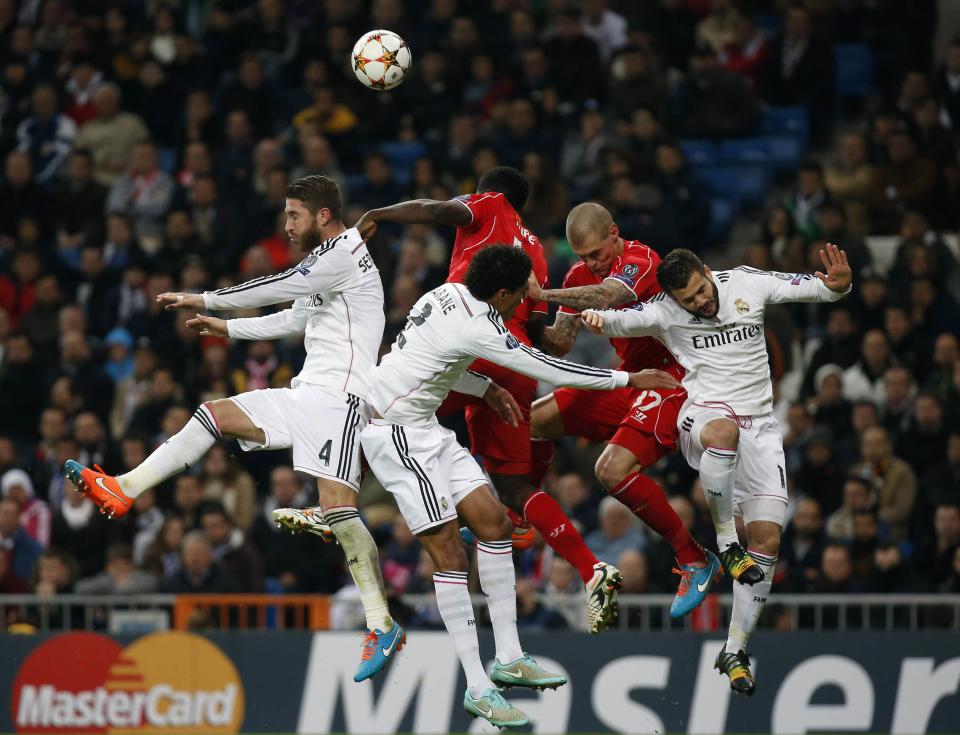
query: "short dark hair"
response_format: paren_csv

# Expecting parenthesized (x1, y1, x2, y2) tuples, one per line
(465, 244, 532, 300)
(656, 248, 706, 294)
(799, 159, 824, 178)
(477, 166, 529, 212)
(286, 174, 342, 220)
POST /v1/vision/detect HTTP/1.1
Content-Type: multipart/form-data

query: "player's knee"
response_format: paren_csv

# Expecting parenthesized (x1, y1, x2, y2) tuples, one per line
(204, 400, 233, 434)
(474, 510, 512, 543)
(595, 454, 625, 492)
(702, 419, 739, 450)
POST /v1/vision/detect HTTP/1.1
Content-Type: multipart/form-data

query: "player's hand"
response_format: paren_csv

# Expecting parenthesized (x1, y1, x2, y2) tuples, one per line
(626, 369, 681, 391)
(355, 211, 378, 241)
(185, 314, 228, 337)
(526, 271, 544, 301)
(157, 292, 205, 311)
(483, 382, 522, 428)
(581, 310, 605, 334)
(815, 242, 852, 293)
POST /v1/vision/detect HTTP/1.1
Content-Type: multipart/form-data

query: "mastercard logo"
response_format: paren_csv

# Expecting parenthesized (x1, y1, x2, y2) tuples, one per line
(11, 631, 244, 733)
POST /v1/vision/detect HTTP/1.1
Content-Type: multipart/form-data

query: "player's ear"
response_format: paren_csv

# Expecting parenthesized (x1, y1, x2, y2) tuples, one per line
(609, 222, 619, 241)
(704, 265, 713, 279)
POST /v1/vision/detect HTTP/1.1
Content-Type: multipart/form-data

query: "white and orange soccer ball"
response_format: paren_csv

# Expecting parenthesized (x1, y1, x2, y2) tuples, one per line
(351, 29, 412, 91)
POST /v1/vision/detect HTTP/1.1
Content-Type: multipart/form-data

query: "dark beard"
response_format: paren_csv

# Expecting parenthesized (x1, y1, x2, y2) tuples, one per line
(299, 222, 323, 252)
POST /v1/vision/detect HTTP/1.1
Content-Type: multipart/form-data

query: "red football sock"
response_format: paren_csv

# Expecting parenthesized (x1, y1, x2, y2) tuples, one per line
(523, 490, 597, 583)
(504, 506, 526, 528)
(611, 473, 705, 566)
(529, 439, 554, 488)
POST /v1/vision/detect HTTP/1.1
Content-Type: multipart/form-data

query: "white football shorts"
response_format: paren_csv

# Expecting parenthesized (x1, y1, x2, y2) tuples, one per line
(360, 419, 487, 533)
(230, 384, 369, 491)
(678, 403, 788, 526)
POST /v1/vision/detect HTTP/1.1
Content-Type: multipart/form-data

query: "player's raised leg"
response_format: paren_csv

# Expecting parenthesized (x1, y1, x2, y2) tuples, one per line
(594, 442, 720, 617)
(695, 416, 763, 585)
(65, 398, 257, 519)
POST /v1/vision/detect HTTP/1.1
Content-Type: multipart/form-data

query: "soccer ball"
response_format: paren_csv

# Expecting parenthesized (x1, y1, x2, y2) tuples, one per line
(351, 29, 412, 91)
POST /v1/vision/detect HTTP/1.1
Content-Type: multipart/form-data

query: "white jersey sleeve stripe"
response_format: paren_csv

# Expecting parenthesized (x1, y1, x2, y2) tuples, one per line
(518, 344, 615, 377)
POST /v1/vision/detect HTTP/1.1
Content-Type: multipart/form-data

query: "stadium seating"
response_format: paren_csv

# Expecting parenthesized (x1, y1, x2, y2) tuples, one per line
(680, 139, 718, 167)
(379, 141, 426, 172)
(835, 44, 875, 100)
(760, 106, 810, 149)
(696, 164, 768, 208)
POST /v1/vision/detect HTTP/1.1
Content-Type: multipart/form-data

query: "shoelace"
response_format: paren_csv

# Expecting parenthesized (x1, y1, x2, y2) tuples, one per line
(360, 630, 379, 661)
(672, 566, 694, 596)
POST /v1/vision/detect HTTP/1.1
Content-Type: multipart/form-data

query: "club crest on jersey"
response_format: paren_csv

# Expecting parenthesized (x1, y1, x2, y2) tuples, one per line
(505, 334, 520, 350)
(735, 298, 750, 314)
(622, 264, 639, 278)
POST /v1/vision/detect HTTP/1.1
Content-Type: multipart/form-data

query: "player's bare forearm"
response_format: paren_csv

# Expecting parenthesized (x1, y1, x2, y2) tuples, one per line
(541, 315, 580, 356)
(360, 199, 471, 227)
(534, 280, 634, 312)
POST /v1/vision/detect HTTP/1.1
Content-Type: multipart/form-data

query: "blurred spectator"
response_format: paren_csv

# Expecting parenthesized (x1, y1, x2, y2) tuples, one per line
(786, 161, 832, 242)
(581, 1, 628, 62)
(896, 392, 949, 471)
(824, 132, 878, 238)
(780, 496, 826, 592)
(914, 503, 960, 588)
(544, 9, 604, 105)
(51, 150, 108, 256)
(30, 548, 78, 597)
(0, 333, 46, 441)
(173, 474, 205, 530)
(0, 150, 45, 241)
(522, 152, 568, 237)
(864, 541, 927, 594)
(842, 330, 894, 404)
(292, 85, 358, 140)
(650, 141, 710, 251)
(161, 529, 242, 593)
(609, 45, 667, 124)
(826, 476, 874, 542)
(0, 547, 27, 593)
(0, 497, 42, 587)
(801, 306, 860, 397)
(854, 426, 917, 540)
(683, 43, 759, 139)
(73, 83, 149, 187)
(74, 543, 157, 594)
(717, 14, 768, 89)
(850, 511, 881, 578)
(810, 542, 855, 594)
(805, 364, 852, 439)
(871, 132, 938, 234)
(922, 433, 960, 513)
(1, 469, 50, 548)
(142, 515, 186, 580)
(817, 203, 873, 278)
(762, 3, 835, 140)
(792, 430, 844, 513)
(16, 84, 76, 185)
(882, 366, 916, 438)
(515, 577, 568, 629)
(291, 134, 347, 196)
(585, 496, 646, 564)
(933, 37, 960, 128)
(200, 502, 265, 593)
(106, 141, 175, 250)
(560, 110, 610, 203)
(201, 444, 256, 532)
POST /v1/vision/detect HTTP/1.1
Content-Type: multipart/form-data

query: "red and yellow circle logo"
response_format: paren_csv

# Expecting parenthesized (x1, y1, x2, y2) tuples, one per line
(11, 631, 244, 733)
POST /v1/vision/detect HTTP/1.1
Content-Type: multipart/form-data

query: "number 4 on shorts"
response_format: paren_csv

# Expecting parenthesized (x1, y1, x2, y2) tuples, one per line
(319, 440, 332, 466)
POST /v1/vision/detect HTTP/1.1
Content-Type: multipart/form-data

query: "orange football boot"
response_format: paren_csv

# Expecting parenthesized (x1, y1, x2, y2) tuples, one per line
(63, 460, 133, 519)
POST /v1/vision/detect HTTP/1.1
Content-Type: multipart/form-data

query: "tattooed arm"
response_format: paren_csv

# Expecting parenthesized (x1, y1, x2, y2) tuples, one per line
(527, 276, 636, 312)
(541, 313, 581, 356)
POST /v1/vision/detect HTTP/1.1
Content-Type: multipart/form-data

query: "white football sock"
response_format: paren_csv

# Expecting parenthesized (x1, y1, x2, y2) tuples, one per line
(117, 404, 220, 498)
(726, 549, 777, 652)
(325, 507, 392, 632)
(476, 540, 523, 663)
(434, 571, 492, 698)
(699, 446, 739, 549)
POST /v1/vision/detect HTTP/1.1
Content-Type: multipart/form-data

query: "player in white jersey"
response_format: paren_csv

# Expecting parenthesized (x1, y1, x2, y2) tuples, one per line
(361, 244, 679, 728)
(583, 244, 852, 696)
(64, 175, 402, 683)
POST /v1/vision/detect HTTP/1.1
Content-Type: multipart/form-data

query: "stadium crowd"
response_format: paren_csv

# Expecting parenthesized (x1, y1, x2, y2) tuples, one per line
(0, 0, 958, 631)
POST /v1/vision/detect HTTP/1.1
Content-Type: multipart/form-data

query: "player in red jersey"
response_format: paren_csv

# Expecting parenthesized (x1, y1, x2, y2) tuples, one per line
(356, 168, 624, 633)
(528, 202, 722, 618)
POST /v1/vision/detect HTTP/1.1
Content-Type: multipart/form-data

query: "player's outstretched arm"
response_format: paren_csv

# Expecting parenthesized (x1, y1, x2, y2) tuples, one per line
(759, 243, 853, 305)
(355, 199, 472, 240)
(527, 273, 635, 312)
(185, 304, 308, 340)
(581, 303, 663, 337)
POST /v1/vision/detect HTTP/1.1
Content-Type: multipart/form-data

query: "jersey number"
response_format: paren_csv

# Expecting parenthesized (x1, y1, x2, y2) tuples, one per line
(397, 303, 433, 349)
(318, 439, 332, 466)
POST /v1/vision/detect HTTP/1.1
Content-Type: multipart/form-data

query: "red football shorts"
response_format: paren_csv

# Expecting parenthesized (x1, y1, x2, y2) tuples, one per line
(437, 358, 537, 476)
(552, 386, 687, 468)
